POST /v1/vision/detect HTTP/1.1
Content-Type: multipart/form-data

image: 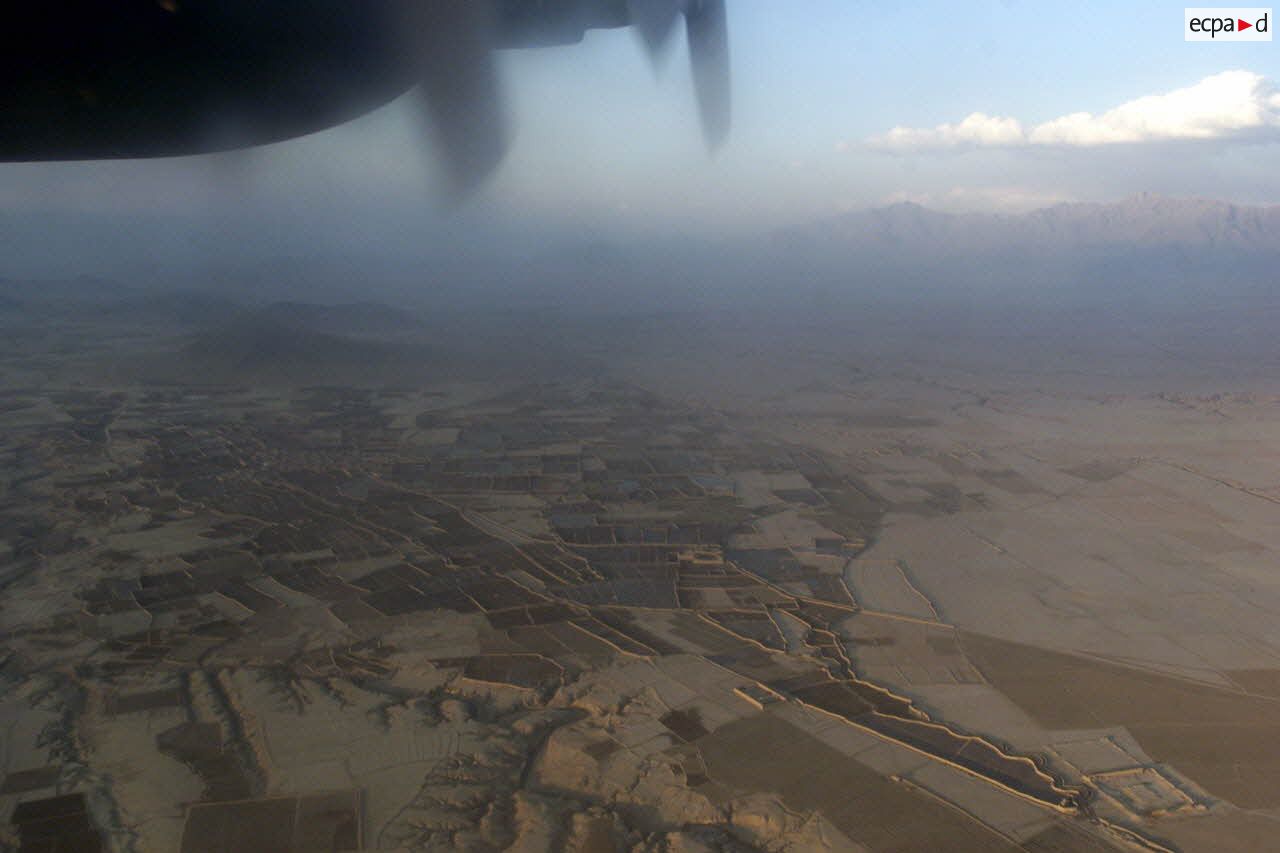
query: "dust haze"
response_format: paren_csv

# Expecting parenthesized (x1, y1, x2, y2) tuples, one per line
(6, 19, 1280, 845)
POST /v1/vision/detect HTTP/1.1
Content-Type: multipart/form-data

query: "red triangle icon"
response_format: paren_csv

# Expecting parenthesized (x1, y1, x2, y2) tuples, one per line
(1239, 18, 1253, 30)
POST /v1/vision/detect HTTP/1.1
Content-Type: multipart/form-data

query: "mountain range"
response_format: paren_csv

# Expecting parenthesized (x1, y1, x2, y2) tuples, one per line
(778, 194, 1280, 254)
(766, 194, 1280, 305)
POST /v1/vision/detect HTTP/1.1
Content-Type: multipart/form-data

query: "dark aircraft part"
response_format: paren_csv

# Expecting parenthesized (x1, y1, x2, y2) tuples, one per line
(686, 0, 730, 150)
(490, 0, 631, 47)
(0, 1, 412, 160)
(411, 1, 510, 195)
(626, 0, 684, 59)
(0, 0, 730, 187)
(617, 0, 729, 149)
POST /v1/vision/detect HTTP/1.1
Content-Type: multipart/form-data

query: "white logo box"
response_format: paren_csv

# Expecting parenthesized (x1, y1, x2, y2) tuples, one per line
(1185, 8, 1272, 40)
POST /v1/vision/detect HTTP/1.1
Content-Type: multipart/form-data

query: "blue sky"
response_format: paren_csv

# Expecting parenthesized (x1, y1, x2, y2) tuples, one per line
(2, 0, 1278, 271)
(473, 0, 1280, 228)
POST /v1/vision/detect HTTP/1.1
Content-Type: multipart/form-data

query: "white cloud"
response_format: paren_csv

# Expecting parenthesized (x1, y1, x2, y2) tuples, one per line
(868, 70, 1280, 150)
(875, 112, 1026, 149)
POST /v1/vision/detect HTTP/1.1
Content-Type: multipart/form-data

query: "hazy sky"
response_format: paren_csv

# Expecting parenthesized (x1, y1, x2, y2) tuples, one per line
(2, 1, 1278, 277)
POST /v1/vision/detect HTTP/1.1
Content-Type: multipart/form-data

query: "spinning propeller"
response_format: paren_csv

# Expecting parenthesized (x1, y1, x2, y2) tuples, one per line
(414, 0, 731, 193)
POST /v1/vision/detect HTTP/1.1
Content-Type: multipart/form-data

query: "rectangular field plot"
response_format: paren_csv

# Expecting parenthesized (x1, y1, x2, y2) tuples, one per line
(180, 790, 360, 853)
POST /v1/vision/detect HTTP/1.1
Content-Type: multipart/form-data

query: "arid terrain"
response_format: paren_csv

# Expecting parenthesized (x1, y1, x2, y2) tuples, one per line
(2, 283, 1280, 853)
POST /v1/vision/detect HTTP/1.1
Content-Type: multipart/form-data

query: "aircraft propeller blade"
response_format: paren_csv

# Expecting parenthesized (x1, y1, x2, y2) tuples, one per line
(684, 0, 730, 151)
(412, 0, 510, 195)
(399, 0, 729, 195)
(627, 0, 684, 63)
